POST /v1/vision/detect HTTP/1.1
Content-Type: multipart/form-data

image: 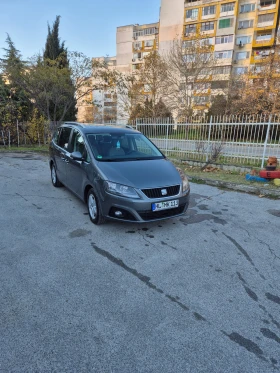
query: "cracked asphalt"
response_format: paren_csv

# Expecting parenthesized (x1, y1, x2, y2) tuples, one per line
(0, 152, 280, 373)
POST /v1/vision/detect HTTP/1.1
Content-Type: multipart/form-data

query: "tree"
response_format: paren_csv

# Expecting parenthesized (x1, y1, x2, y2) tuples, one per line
(228, 48, 280, 116)
(44, 16, 66, 62)
(208, 94, 227, 117)
(42, 16, 76, 121)
(163, 36, 217, 119)
(117, 51, 171, 120)
(0, 35, 32, 145)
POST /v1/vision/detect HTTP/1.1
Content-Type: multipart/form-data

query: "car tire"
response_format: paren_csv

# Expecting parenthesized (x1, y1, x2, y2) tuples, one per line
(51, 163, 62, 187)
(87, 188, 105, 225)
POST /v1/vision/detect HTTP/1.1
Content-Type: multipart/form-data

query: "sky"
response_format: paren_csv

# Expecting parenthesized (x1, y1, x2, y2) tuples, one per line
(0, 0, 161, 60)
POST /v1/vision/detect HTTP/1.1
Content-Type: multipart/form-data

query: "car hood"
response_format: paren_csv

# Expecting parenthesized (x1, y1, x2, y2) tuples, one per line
(97, 158, 181, 189)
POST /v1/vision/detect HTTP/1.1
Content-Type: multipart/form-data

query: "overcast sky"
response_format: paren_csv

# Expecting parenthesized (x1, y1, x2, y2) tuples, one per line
(0, 0, 161, 59)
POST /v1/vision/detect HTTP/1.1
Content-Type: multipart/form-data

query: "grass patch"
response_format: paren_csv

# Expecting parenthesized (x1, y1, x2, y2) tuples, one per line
(0, 145, 49, 153)
(176, 163, 280, 191)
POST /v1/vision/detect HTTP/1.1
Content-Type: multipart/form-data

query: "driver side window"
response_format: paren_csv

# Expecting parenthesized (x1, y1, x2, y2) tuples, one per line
(69, 129, 90, 162)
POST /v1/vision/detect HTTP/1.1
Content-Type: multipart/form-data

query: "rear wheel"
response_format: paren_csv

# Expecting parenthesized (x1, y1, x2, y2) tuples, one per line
(87, 188, 105, 225)
(51, 163, 62, 187)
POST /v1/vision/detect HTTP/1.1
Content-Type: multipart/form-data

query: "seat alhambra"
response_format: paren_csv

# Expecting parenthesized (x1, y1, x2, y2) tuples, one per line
(49, 122, 190, 224)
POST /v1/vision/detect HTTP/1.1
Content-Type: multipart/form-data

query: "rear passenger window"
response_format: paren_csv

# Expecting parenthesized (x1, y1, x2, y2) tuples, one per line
(58, 127, 72, 150)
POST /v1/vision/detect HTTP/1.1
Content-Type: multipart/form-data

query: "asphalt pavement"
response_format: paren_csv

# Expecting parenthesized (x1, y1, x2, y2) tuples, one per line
(0, 152, 280, 373)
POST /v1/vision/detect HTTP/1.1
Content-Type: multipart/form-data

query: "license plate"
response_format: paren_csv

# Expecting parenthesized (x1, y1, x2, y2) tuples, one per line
(152, 200, 179, 212)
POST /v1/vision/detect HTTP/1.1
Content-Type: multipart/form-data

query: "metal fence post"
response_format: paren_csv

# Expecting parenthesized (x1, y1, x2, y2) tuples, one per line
(261, 115, 272, 169)
(206, 116, 213, 162)
(135, 118, 138, 131)
(165, 118, 169, 154)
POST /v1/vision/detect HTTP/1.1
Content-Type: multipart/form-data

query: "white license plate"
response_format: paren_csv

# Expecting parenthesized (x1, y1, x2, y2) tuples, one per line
(152, 200, 179, 212)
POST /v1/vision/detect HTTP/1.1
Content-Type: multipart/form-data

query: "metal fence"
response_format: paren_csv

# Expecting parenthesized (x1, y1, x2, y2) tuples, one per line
(133, 115, 280, 167)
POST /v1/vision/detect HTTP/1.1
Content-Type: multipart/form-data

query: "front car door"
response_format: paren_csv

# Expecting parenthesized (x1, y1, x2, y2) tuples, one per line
(54, 126, 72, 185)
(66, 129, 91, 197)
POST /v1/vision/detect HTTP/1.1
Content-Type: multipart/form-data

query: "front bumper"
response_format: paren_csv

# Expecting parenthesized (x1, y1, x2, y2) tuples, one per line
(101, 189, 190, 223)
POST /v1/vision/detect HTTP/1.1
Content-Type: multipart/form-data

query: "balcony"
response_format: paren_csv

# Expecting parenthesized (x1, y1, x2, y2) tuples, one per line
(252, 38, 274, 47)
(185, 0, 218, 7)
(193, 88, 211, 95)
(258, 0, 277, 12)
(195, 74, 213, 82)
(256, 21, 275, 30)
(250, 53, 271, 64)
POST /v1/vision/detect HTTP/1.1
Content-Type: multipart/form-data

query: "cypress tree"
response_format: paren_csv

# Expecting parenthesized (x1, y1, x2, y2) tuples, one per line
(44, 16, 65, 62)
(43, 16, 76, 121)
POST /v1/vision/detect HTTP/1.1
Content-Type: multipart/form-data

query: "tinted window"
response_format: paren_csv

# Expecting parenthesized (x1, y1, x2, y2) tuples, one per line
(58, 127, 72, 150)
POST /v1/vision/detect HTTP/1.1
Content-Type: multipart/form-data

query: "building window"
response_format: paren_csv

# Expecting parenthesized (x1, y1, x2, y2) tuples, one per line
(212, 66, 232, 74)
(194, 82, 211, 90)
(260, 0, 276, 7)
(238, 20, 254, 29)
(235, 51, 250, 60)
(236, 36, 252, 45)
(133, 42, 142, 49)
(214, 50, 233, 59)
(233, 67, 248, 74)
(133, 52, 142, 59)
(186, 8, 198, 19)
(255, 33, 272, 41)
(218, 18, 234, 28)
(183, 54, 196, 62)
(144, 40, 154, 47)
(211, 81, 229, 89)
(193, 96, 210, 104)
(258, 14, 274, 25)
(133, 27, 157, 38)
(221, 3, 235, 12)
(216, 35, 233, 44)
(251, 65, 264, 73)
(201, 21, 215, 31)
(185, 24, 197, 35)
(200, 37, 215, 46)
(183, 40, 194, 48)
(240, 3, 256, 13)
(202, 5, 216, 16)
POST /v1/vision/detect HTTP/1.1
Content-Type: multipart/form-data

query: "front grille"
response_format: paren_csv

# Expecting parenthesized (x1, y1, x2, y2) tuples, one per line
(138, 204, 186, 221)
(141, 185, 180, 199)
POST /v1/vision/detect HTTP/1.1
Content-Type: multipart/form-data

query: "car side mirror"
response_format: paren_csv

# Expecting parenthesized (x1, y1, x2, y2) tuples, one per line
(70, 151, 83, 161)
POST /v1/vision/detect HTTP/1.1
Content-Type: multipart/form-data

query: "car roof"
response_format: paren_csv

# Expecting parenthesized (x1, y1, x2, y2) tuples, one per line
(62, 122, 138, 134)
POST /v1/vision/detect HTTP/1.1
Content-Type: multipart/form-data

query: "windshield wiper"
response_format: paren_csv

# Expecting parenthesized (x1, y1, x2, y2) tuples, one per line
(100, 158, 127, 162)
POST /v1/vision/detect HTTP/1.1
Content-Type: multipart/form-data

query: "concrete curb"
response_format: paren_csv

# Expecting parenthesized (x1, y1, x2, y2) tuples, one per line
(187, 175, 280, 199)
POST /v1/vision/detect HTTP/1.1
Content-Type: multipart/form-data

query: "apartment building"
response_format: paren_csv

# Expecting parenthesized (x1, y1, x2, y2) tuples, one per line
(77, 0, 280, 121)
(176, 0, 280, 110)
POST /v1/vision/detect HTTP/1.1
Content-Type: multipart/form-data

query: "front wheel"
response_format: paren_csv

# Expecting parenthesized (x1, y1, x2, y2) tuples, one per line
(87, 188, 105, 225)
(51, 163, 62, 187)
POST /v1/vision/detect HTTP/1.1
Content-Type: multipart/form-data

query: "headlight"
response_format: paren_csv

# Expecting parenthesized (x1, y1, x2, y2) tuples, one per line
(105, 181, 140, 199)
(176, 167, 190, 193)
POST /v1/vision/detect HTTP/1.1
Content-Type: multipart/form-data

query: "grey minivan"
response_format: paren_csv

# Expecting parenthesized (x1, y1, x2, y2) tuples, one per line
(49, 122, 190, 224)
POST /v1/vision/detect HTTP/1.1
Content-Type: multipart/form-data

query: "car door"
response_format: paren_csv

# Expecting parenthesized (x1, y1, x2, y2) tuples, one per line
(66, 129, 90, 197)
(55, 126, 72, 185)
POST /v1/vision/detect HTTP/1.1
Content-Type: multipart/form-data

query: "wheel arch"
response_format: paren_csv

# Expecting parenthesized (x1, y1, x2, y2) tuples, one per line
(84, 184, 93, 204)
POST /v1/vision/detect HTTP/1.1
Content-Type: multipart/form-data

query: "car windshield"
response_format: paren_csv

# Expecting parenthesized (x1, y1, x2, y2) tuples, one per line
(86, 132, 164, 162)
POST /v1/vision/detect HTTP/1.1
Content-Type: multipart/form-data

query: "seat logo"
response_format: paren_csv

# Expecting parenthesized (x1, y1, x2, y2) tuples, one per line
(161, 189, 167, 196)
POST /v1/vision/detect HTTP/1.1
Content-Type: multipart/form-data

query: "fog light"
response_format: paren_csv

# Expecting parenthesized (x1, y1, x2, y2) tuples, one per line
(115, 210, 123, 217)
